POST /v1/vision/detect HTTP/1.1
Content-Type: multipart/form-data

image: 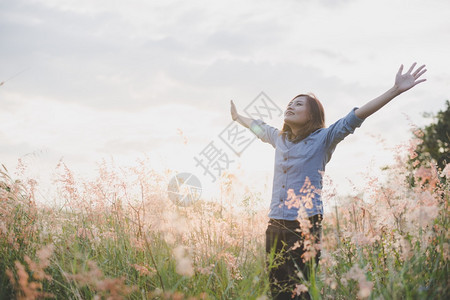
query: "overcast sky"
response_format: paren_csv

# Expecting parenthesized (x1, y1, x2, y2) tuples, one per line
(1, 0, 449, 207)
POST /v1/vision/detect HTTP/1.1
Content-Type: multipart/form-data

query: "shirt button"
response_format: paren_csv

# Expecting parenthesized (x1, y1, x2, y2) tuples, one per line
(282, 185, 285, 188)
(284, 157, 287, 161)
(283, 170, 286, 173)
(280, 198, 283, 202)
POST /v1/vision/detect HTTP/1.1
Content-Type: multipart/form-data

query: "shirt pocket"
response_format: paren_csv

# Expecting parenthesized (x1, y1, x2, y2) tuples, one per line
(290, 142, 314, 160)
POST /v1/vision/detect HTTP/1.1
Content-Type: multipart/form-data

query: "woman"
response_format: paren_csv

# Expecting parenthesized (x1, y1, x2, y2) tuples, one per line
(230, 63, 427, 299)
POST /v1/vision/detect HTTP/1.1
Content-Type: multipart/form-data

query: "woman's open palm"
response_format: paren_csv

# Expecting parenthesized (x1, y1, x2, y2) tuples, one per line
(395, 62, 427, 93)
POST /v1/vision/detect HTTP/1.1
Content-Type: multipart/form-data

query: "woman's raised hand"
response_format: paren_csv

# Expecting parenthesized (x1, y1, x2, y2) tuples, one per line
(230, 100, 255, 128)
(394, 62, 427, 94)
(230, 100, 239, 121)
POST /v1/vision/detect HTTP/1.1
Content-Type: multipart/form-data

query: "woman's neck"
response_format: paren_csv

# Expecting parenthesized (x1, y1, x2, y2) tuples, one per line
(289, 125, 302, 138)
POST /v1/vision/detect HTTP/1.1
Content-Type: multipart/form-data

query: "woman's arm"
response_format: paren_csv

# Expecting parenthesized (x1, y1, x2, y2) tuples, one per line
(231, 100, 280, 148)
(230, 100, 255, 128)
(355, 62, 427, 119)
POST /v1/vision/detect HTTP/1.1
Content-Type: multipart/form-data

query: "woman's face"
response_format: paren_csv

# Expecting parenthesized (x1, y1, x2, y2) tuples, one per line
(284, 96, 311, 127)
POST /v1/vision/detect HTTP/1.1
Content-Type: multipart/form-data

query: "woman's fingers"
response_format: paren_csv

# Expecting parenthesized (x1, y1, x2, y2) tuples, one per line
(413, 64, 426, 77)
(411, 64, 427, 86)
(414, 78, 427, 85)
(416, 68, 427, 78)
(407, 62, 417, 74)
(397, 64, 404, 76)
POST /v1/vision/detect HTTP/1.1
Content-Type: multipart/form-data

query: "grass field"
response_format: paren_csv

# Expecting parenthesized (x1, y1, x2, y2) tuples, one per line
(1, 147, 448, 299)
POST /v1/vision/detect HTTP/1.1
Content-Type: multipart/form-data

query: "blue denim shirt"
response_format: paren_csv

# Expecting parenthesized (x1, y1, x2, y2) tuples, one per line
(250, 107, 365, 220)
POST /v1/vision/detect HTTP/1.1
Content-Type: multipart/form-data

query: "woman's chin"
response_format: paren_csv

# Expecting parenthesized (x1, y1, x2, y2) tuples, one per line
(284, 118, 296, 126)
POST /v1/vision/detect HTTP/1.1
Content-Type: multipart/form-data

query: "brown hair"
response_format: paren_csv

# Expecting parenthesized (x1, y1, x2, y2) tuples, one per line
(278, 93, 325, 143)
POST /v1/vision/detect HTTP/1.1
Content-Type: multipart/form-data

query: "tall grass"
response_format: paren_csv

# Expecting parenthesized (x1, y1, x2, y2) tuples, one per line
(0, 145, 448, 299)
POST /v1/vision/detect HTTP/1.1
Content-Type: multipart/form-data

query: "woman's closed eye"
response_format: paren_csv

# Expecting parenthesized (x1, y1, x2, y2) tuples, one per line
(287, 102, 302, 109)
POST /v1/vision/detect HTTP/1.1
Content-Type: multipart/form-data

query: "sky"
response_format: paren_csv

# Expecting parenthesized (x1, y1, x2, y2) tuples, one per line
(1, 0, 449, 209)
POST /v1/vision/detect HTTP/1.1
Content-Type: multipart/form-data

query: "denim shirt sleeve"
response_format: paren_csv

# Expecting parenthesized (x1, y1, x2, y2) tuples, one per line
(325, 107, 365, 148)
(249, 119, 279, 148)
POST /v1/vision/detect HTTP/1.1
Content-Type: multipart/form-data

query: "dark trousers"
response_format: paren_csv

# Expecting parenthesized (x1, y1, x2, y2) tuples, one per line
(265, 214, 323, 300)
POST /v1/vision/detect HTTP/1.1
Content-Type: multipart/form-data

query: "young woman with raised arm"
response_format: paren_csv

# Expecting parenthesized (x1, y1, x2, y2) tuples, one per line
(230, 62, 426, 300)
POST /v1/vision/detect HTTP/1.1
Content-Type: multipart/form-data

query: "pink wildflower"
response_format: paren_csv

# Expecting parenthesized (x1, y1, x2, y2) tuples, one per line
(292, 284, 308, 297)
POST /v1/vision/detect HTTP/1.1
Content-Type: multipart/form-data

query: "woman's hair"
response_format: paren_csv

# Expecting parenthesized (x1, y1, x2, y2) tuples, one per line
(278, 93, 325, 143)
